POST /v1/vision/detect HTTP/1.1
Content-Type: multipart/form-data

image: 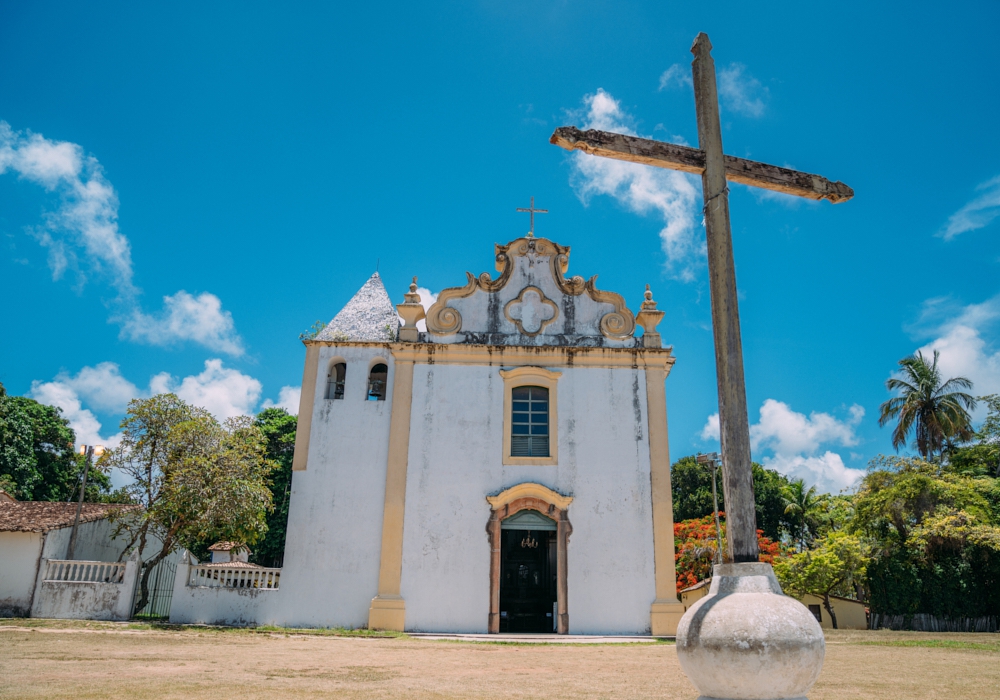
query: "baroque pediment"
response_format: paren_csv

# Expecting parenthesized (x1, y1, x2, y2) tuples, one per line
(424, 236, 638, 347)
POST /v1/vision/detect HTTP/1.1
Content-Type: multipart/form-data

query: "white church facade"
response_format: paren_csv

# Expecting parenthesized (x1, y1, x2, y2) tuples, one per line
(172, 233, 686, 635)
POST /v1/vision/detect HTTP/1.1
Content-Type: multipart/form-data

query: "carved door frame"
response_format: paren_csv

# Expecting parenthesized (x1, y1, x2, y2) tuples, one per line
(486, 484, 573, 634)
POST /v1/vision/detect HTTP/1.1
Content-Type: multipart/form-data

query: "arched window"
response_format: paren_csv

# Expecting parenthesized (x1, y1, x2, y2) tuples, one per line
(326, 362, 346, 400)
(510, 386, 549, 457)
(367, 363, 388, 401)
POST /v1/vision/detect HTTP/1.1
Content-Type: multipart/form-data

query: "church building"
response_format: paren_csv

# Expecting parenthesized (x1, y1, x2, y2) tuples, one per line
(276, 232, 685, 635)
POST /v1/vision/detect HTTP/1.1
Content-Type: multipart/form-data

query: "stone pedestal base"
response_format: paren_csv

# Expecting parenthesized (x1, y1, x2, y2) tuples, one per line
(368, 595, 406, 631)
(650, 599, 686, 636)
(676, 563, 824, 700)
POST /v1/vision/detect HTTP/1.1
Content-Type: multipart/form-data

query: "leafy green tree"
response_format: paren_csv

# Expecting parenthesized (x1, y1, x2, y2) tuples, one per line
(947, 394, 1000, 478)
(854, 455, 1000, 620)
(878, 350, 976, 460)
(250, 408, 297, 567)
(671, 456, 718, 522)
(781, 478, 830, 549)
(774, 531, 868, 629)
(671, 455, 794, 541)
(0, 392, 111, 501)
(852, 455, 995, 542)
(105, 394, 277, 614)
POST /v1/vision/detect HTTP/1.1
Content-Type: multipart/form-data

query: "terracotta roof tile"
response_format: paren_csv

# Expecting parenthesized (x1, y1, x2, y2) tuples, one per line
(0, 501, 135, 533)
(208, 541, 245, 552)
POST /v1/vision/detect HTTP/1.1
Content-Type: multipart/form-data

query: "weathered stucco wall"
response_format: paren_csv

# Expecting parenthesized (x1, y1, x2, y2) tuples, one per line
(2, 519, 135, 618)
(399, 363, 657, 634)
(169, 556, 278, 626)
(30, 554, 139, 621)
(274, 345, 394, 628)
(39, 518, 132, 564)
(0, 532, 43, 617)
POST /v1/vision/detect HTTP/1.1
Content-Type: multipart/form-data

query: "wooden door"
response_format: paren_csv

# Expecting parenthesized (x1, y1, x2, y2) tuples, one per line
(499, 529, 555, 633)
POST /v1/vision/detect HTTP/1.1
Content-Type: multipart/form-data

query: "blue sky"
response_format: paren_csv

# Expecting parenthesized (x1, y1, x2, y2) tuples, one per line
(2, 2, 999, 493)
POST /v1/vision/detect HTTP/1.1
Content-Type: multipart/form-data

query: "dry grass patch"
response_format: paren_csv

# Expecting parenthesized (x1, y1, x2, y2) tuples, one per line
(0, 621, 997, 699)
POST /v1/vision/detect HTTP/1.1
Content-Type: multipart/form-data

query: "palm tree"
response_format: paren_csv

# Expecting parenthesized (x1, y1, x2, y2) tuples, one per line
(878, 350, 976, 460)
(781, 479, 829, 549)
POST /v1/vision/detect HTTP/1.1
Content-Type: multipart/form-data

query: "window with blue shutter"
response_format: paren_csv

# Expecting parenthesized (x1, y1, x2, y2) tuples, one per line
(511, 386, 549, 457)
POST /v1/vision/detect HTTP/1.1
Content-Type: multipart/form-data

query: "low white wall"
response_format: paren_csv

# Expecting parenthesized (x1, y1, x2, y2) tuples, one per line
(30, 554, 139, 621)
(168, 554, 278, 626)
(0, 532, 44, 617)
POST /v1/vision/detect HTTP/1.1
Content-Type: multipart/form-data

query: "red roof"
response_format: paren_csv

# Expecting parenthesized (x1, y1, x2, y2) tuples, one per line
(0, 501, 135, 533)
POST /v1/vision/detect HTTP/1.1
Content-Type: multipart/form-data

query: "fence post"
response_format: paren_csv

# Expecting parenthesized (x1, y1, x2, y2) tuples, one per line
(167, 551, 193, 625)
(28, 559, 49, 618)
(119, 550, 141, 620)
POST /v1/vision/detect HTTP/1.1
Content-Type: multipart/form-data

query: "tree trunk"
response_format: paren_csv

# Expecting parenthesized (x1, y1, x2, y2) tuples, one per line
(132, 524, 178, 616)
(823, 592, 838, 630)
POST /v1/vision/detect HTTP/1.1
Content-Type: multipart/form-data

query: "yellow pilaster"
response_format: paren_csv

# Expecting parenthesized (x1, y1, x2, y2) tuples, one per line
(646, 365, 685, 636)
(368, 356, 416, 631)
(291, 344, 320, 472)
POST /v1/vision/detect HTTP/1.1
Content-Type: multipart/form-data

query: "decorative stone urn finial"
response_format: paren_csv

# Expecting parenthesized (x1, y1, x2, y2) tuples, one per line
(397, 276, 426, 342)
(635, 284, 665, 348)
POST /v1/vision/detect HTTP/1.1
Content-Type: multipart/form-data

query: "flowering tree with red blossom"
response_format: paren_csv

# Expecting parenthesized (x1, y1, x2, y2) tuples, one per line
(675, 513, 784, 593)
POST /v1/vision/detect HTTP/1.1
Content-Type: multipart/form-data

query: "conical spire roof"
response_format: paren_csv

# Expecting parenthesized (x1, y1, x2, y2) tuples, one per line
(315, 272, 398, 342)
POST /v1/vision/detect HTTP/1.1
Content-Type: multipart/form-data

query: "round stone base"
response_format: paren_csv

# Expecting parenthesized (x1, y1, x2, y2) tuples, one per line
(676, 562, 825, 700)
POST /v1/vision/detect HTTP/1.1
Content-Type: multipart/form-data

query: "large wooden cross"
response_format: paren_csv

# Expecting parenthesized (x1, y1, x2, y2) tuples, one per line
(551, 32, 853, 564)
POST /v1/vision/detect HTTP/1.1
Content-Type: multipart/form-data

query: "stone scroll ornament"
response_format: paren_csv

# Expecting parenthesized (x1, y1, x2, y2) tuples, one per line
(424, 236, 636, 340)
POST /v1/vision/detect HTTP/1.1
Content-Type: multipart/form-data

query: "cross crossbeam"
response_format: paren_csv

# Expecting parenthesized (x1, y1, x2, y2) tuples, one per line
(551, 126, 854, 204)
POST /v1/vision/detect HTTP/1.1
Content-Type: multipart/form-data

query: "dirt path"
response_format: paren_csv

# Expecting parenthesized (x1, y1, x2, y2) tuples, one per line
(1, 624, 997, 699)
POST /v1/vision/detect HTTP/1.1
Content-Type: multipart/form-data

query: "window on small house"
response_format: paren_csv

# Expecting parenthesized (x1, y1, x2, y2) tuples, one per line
(368, 363, 388, 401)
(808, 604, 822, 623)
(511, 386, 549, 457)
(326, 363, 346, 400)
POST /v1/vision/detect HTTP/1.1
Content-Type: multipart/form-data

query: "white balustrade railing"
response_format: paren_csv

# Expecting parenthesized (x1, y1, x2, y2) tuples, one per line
(44, 560, 127, 584)
(188, 565, 281, 590)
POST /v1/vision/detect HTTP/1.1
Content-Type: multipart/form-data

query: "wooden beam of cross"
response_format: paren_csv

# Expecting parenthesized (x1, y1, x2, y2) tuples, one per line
(550, 128, 854, 204)
(550, 32, 854, 565)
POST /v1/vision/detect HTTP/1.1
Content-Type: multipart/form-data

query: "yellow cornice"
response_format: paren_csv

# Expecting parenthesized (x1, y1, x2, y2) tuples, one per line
(487, 482, 574, 511)
(303, 340, 674, 372)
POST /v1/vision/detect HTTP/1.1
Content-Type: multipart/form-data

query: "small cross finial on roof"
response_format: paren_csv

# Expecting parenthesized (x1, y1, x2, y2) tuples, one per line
(516, 196, 548, 238)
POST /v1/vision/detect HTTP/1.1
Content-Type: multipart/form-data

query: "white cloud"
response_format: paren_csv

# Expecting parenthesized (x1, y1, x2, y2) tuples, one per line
(0, 121, 135, 295)
(913, 294, 1000, 408)
(763, 452, 864, 494)
(717, 63, 768, 118)
(751, 399, 863, 455)
(27, 379, 122, 450)
(567, 89, 702, 281)
(416, 287, 437, 332)
(150, 359, 262, 421)
(0, 121, 243, 355)
(658, 64, 692, 91)
(939, 175, 1000, 240)
(262, 386, 301, 414)
(123, 291, 244, 356)
(699, 413, 720, 442)
(53, 362, 140, 414)
(700, 399, 865, 493)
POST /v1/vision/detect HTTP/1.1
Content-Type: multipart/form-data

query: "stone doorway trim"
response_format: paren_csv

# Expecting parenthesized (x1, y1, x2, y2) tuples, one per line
(486, 483, 573, 634)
